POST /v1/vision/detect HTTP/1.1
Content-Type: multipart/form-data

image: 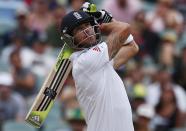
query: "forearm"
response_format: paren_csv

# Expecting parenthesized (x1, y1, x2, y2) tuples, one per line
(113, 41, 139, 69)
(100, 20, 131, 58)
(99, 19, 130, 36)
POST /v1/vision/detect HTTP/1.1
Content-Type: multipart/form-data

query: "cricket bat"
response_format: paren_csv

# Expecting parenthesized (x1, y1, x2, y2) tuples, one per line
(25, 44, 73, 128)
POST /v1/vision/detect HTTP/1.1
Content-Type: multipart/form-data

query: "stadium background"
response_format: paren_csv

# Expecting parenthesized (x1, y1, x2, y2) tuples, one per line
(0, 0, 186, 131)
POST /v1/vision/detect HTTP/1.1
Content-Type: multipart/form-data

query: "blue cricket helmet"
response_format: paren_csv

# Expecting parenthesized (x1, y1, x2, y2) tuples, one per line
(61, 11, 96, 36)
(60, 10, 101, 49)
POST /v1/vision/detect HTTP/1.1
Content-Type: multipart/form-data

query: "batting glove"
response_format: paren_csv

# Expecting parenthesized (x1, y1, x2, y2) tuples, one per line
(80, 2, 112, 24)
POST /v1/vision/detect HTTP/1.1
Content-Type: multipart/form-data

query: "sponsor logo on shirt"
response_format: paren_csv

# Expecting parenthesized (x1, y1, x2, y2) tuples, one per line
(92, 46, 101, 52)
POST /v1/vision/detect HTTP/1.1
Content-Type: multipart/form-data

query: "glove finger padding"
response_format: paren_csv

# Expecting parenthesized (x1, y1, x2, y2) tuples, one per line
(80, 2, 113, 24)
(80, 2, 97, 13)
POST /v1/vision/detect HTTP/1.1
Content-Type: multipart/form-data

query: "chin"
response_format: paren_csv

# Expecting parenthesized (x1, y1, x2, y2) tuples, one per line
(78, 36, 98, 48)
(80, 41, 97, 48)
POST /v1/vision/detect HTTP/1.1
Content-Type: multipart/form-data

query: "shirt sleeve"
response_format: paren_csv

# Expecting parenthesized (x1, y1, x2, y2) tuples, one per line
(77, 42, 109, 73)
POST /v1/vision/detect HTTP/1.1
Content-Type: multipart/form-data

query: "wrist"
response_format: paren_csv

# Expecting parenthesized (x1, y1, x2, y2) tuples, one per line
(123, 34, 134, 45)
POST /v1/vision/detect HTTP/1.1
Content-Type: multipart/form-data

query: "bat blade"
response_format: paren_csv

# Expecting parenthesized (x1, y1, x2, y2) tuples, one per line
(25, 44, 73, 128)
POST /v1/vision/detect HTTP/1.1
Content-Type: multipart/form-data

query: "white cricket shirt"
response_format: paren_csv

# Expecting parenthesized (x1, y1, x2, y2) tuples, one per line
(70, 42, 134, 131)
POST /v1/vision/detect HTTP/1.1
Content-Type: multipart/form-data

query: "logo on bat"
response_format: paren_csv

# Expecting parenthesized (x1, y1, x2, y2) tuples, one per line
(31, 115, 40, 122)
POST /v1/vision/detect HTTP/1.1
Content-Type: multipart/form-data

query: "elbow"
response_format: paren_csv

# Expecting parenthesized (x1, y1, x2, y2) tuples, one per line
(122, 23, 130, 30)
(126, 24, 131, 32)
(121, 23, 131, 36)
(118, 22, 131, 38)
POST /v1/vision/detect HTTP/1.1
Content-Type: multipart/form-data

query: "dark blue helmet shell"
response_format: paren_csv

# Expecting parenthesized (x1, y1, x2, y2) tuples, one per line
(61, 11, 96, 36)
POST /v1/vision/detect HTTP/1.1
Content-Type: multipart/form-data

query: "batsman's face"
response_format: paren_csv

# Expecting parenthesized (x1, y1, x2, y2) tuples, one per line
(73, 23, 97, 48)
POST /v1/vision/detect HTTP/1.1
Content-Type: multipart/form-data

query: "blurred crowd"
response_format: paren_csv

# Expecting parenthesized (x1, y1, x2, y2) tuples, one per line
(0, 0, 186, 131)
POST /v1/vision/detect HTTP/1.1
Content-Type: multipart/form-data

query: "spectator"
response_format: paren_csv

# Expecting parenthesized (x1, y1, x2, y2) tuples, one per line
(134, 104, 155, 131)
(174, 0, 186, 20)
(0, 72, 26, 123)
(25, 0, 33, 6)
(46, 5, 66, 48)
(124, 64, 147, 121)
(144, 0, 158, 3)
(13, 7, 39, 47)
(0, 0, 186, 130)
(131, 10, 161, 61)
(9, 50, 36, 99)
(2, 7, 39, 48)
(30, 38, 55, 78)
(102, 0, 142, 23)
(151, 87, 185, 131)
(175, 29, 186, 55)
(131, 84, 147, 111)
(146, 66, 186, 113)
(28, 0, 53, 34)
(67, 0, 87, 12)
(1, 33, 34, 68)
(173, 46, 186, 91)
(158, 31, 178, 68)
(164, 9, 184, 35)
(128, 64, 147, 99)
(61, 74, 86, 131)
(145, 0, 173, 33)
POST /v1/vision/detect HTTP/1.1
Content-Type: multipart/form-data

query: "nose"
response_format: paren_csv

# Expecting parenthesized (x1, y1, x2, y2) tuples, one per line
(83, 27, 93, 36)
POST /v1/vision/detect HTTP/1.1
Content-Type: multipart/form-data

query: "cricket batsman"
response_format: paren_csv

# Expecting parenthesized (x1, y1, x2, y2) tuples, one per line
(60, 2, 139, 131)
